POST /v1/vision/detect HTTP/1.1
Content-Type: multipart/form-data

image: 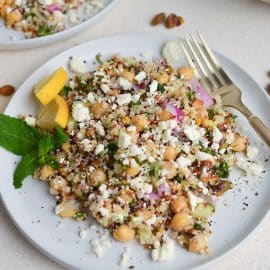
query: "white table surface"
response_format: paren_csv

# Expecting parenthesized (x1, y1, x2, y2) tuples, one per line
(0, 0, 270, 269)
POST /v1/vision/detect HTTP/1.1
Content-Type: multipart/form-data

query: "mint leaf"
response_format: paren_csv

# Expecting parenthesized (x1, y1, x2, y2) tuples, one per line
(0, 114, 40, 155)
(13, 151, 39, 189)
(53, 127, 68, 149)
(38, 134, 54, 160)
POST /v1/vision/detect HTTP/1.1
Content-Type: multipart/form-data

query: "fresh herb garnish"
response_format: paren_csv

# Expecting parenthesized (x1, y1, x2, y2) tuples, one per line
(107, 142, 118, 157)
(172, 175, 182, 183)
(96, 54, 103, 65)
(37, 23, 57, 37)
(60, 86, 72, 97)
(207, 109, 216, 119)
(149, 162, 160, 180)
(214, 160, 229, 178)
(131, 101, 141, 108)
(203, 148, 215, 155)
(194, 223, 204, 231)
(0, 114, 68, 188)
(157, 84, 165, 93)
(188, 90, 195, 102)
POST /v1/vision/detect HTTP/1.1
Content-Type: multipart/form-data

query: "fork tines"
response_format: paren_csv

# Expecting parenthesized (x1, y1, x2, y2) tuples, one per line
(180, 32, 232, 92)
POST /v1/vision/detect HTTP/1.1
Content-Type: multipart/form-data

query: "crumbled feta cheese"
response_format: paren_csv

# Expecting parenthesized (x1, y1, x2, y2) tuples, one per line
(213, 127, 223, 143)
(187, 191, 203, 211)
(236, 154, 264, 176)
(100, 84, 110, 94)
(87, 92, 95, 103)
(38, 0, 52, 5)
(182, 143, 191, 154)
(117, 94, 131, 106)
(79, 229, 88, 239)
(95, 144, 104, 155)
(95, 122, 105, 136)
(198, 181, 209, 195)
(119, 77, 132, 90)
(24, 116, 36, 127)
(196, 151, 213, 161)
(80, 139, 92, 152)
(130, 177, 153, 196)
(72, 102, 90, 122)
(151, 238, 174, 262)
(184, 125, 201, 142)
(135, 71, 146, 83)
(54, 204, 63, 215)
(119, 248, 129, 267)
(162, 39, 183, 66)
(127, 125, 136, 132)
(246, 146, 259, 159)
(91, 231, 111, 258)
(118, 132, 133, 149)
(226, 133, 235, 144)
(132, 94, 141, 102)
(69, 58, 88, 74)
(68, 10, 79, 24)
(176, 156, 192, 169)
(149, 80, 158, 93)
(158, 119, 178, 131)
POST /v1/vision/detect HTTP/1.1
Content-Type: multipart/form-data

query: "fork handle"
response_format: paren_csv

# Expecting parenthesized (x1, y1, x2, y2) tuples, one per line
(238, 102, 270, 147)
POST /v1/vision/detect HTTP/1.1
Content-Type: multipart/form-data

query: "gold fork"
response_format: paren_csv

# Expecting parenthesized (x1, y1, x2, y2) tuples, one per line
(180, 32, 270, 147)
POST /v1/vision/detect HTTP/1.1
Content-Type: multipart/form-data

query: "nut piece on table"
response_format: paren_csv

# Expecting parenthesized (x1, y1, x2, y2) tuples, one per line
(165, 13, 185, 29)
(0, 85, 15, 96)
(151, 12, 166, 26)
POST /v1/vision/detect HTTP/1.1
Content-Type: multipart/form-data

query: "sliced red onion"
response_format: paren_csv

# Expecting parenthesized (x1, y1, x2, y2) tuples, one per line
(191, 79, 214, 108)
(157, 183, 171, 195)
(48, 4, 59, 12)
(147, 192, 161, 200)
(165, 103, 184, 121)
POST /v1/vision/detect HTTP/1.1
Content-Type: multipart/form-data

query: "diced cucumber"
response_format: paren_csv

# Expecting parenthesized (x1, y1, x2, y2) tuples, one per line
(192, 203, 215, 219)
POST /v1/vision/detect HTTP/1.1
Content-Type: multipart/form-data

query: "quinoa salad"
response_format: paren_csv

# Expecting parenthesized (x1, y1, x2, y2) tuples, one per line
(0, 0, 103, 39)
(31, 54, 265, 261)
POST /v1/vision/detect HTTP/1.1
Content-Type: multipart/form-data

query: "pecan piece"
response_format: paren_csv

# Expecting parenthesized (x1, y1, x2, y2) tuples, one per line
(151, 12, 166, 26)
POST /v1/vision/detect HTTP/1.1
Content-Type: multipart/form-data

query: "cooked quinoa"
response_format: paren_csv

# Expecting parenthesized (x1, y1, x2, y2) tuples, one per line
(0, 0, 103, 38)
(37, 55, 261, 259)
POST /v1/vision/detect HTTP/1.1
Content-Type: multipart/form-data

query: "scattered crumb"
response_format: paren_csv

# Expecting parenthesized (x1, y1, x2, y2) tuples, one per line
(79, 229, 88, 239)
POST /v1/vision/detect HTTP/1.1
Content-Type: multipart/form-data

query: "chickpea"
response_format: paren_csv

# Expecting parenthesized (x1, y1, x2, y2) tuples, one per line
(170, 213, 192, 232)
(188, 234, 207, 254)
(156, 72, 170, 84)
(201, 118, 214, 128)
(123, 69, 135, 82)
(108, 89, 119, 96)
(135, 209, 153, 220)
(91, 102, 108, 119)
(163, 145, 178, 161)
(40, 164, 54, 181)
(6, 9, 22, 27)
(88, 169, 106, 186)
(57, 201, 77, 218)
(126, 164, 141, 177)
(161, 161, 177, 179)
(231, 135, 248, 152)
(121, 116, 131, 125)
(158, 109, 173, 121)
(132, 114, 148, 132)
(170, 196, 189, 213)
(113, 224, 135, 242)
(119, 189, 134, 203)
(177, 66, 193, 81)
(62, 142, 71, 153)
(1, 4, 8, 17)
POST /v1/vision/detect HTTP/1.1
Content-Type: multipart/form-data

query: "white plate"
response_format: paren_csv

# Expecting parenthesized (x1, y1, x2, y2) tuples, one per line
(0, 0, 117, 50)
(0, 33, 269, 270)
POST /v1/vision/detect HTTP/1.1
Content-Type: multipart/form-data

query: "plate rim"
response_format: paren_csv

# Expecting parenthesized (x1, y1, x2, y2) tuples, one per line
(1, 32, 270, 270)
(0, 0, 119, 50)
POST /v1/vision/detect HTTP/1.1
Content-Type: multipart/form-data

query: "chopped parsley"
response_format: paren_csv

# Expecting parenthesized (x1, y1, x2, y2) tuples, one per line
(214, 160, 229, 178)
(149, 162, 160, 180)
(157, 84, 165, 93)
(37, 23, 57, 37)
(194, 223, 204, 231)
(208, 109, 216, 119)
(60, 86, 72, 97)
(96, 54, 103, 65)
(107, 142, 118, 157)
(188, 90, 195, 102)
